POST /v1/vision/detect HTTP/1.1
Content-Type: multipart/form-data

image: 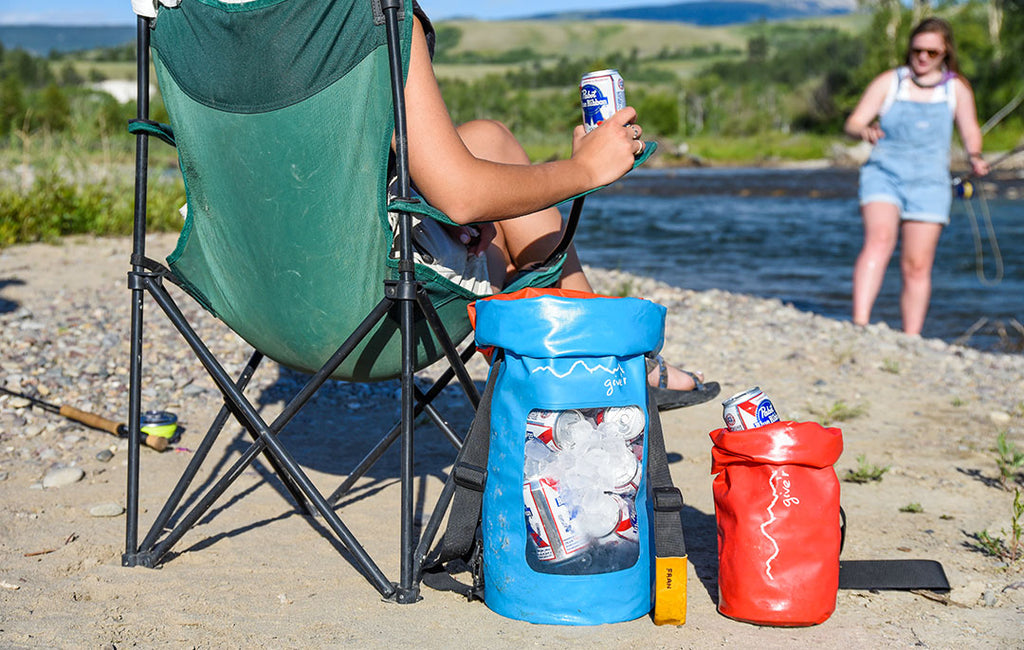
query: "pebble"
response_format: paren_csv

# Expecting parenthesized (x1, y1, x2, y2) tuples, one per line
(989, 411, 1011, 426)
(89, 502, 125, 517)
(42, 466, 85, 488)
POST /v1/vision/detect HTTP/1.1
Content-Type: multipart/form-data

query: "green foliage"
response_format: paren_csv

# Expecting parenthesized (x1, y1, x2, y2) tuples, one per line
(843, 454, 890, 484)
(969, 488, 1022, 566)
(881, 358, 900, 374)
(0, 170, 184, 247)
(899, 502, 923, 513)
(995, 431, 1024, 489)
(819, 400, 865, 425)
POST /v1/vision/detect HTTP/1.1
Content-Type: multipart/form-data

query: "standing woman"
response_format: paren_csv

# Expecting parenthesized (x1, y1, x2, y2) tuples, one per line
(845, 17, 989, 335)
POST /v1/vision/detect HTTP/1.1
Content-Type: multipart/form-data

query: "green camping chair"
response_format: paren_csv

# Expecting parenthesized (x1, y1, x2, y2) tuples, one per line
(123, 0, 654, 603)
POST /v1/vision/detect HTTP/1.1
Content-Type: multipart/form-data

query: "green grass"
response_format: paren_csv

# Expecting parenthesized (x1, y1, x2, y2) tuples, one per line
(1, 160, 184, 246)
(682, 133, 838, 163)
(843, 454, 890, 484)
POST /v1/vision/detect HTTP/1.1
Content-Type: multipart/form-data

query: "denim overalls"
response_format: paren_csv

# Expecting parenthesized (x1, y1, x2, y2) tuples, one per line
(859, 67, 956, 224)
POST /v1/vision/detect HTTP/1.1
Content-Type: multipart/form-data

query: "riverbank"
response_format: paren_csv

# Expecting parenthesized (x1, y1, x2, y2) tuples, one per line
(0, 234, 1022, 648)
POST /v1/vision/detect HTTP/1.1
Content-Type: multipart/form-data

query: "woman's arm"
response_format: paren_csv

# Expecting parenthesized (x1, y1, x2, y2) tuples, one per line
(843, 70, 894, 144)
(401, 17, 641, 224)
(953, 79, 989, 176)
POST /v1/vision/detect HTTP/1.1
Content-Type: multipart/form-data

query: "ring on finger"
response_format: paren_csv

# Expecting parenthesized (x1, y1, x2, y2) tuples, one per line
(630, 124, 640, 139)
(634, 140, 645, 157)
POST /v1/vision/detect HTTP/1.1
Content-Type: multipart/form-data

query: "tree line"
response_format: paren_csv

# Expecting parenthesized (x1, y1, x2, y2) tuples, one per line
(0, 0, 1020, 151)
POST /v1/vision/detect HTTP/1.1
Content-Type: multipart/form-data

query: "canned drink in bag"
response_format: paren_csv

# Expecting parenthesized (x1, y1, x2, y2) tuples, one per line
(526, 408, 590, 451)
(580, 69, 626, 133)
(577, 492, 638, 544)
(596, 406, 645, 441)
(722, 387, 779, 431)
(524, 477, 589, 563)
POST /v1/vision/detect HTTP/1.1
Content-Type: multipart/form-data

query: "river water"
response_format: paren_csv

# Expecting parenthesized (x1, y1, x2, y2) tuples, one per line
(569, 167, 1023, 352)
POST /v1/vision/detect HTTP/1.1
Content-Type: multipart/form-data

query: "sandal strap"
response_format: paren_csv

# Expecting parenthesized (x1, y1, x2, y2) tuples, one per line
(655, 354, 668, 389)
(679, 369, 704, 391)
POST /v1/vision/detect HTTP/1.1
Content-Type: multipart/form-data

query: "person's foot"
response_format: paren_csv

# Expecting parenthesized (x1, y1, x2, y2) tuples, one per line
(645, 354, 721, 412)
(647, 362, 703, 391)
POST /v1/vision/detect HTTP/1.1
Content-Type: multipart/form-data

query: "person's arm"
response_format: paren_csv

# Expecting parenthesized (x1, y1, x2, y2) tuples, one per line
(953, 78, 989, 176)
(844, 70, 894, 145)
(401, 17, 641, 225)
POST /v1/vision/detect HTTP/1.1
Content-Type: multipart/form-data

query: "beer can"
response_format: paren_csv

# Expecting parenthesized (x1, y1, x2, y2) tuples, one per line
(580, 69, 626, 133)
(596, 406, 646, 441)
(722, 386, 780, 431)
(524, 477, 589, 563)
(577, 492, 637, 544)
(527, 408, 591, 451)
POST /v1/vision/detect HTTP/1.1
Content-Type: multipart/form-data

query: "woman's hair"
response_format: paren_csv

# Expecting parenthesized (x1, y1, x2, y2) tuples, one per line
(905, 17, 960, 75)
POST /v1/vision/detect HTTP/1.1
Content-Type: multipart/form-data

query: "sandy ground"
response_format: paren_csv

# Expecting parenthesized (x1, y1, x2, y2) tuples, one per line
(1, 234, 1022, 649)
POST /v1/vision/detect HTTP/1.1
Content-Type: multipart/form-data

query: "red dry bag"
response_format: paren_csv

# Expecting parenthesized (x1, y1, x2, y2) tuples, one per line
(710, 421, 843, 626)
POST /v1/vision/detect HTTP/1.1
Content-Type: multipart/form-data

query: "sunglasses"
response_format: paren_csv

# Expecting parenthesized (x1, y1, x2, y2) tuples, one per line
(911, 47, 945, 59)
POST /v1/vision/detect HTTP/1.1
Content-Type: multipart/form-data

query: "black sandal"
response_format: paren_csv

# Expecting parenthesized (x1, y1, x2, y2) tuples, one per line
(646, 354, 721, 412)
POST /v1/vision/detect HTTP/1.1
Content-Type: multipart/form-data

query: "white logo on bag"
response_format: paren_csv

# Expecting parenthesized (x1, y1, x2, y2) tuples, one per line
(531, 360, 627, 395)
(760, 469, 799, 580)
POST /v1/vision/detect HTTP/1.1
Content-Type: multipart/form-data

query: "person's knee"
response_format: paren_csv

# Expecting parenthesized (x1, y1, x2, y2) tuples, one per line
(458, 119, 526, 163)
(901, 254, 933, 281)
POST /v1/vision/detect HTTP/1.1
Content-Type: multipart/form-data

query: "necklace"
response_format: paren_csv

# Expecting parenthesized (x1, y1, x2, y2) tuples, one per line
(910, 69, 947, 89)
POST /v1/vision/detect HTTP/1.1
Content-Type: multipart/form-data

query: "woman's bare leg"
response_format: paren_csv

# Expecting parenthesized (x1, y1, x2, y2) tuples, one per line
(456, 119, 590, 291)
(852, 202, 900, 326)
(898, 220, 943, 335)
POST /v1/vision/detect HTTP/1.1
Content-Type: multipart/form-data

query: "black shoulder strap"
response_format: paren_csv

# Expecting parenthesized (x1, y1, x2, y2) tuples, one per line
(645, 390, 687, 559)
(427, 357, 500, 567)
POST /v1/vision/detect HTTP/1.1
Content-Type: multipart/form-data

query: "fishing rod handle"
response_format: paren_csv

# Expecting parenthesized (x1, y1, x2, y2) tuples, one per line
(57, 405, 168, 451)
(59, 405, 122, 435)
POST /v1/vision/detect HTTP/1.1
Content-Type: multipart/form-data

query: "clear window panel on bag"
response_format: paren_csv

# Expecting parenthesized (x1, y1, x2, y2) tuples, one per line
(522, 406, 645, 575)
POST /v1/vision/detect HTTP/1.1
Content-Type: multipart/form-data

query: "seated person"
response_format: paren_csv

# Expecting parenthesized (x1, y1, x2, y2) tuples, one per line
(402, 4, 718, 410)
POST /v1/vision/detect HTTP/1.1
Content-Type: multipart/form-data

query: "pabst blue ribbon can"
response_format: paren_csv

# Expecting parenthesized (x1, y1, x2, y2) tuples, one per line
(523, 477, 589, 563)
(722, 386, 780, 431)
(580, 69, 626, 133)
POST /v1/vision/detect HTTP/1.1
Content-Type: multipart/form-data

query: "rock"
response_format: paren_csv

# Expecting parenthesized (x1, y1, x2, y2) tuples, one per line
(989, 411, 1011, 426)
(89, 503, 124, 517)
(96, 449, 115, 462)
(42, 466, 85, 488)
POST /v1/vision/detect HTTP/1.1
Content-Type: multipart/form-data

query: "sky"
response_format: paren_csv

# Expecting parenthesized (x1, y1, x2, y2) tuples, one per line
(0, 0, 683, 25)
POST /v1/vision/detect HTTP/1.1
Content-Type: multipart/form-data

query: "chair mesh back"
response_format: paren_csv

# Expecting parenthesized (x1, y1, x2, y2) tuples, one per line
(152, 0, 473, 380)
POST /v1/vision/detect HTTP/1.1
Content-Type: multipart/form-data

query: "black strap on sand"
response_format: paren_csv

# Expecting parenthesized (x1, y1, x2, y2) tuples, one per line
(839, 559, 950, 592)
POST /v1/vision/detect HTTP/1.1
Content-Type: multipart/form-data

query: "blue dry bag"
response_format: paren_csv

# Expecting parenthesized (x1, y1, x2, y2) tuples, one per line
(472, 288, 667, 625)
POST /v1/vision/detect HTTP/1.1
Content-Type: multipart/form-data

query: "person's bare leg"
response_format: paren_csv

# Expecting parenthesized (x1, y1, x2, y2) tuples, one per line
(852, 202, 900, 326)
(457, 119, 698, 390)
(456, 119, 590, 291)
(898, 220, 943, 335)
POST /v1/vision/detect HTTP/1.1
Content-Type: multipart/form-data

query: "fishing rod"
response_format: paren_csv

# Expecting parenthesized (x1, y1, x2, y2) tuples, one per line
(0, 386, 168, 451)
(949, 141, 1024, 286)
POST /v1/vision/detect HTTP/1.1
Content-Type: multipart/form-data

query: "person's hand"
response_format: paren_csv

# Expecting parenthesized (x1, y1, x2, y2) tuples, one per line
(860, 123, 884, 145)
(970, 154, 990, 177)
(444, 223, 496, 256)
(571, 106, 643, 188)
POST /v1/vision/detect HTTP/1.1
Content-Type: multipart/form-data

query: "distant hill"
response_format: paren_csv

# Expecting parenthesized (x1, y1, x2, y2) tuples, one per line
(0, 25, 135, 55)
(532, 0, 855, 25)
(0, 1, 856, 56)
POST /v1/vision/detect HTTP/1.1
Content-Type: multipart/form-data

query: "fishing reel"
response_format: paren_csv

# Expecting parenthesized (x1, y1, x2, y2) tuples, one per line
(951, 176, 974, 199)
